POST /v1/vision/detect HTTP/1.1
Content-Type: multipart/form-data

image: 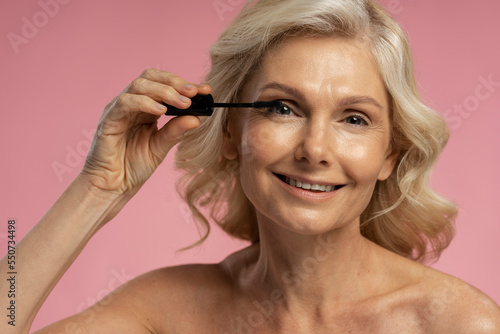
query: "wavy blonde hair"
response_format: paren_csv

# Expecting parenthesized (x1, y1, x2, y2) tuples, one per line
(175, 0, 456, 262)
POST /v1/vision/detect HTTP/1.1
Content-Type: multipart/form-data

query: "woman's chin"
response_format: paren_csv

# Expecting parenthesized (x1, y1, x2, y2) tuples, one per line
(258, 211, 356, 239)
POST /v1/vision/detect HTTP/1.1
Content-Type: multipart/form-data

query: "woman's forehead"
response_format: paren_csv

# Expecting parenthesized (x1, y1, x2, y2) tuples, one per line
(244, 36, 387, 109)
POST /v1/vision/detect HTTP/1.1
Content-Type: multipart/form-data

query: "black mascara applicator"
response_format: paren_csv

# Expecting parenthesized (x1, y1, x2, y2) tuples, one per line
(163, 94, 283, 116)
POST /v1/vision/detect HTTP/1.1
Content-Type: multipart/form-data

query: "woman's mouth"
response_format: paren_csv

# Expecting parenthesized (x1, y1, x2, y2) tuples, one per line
(274, 173, 345, 192)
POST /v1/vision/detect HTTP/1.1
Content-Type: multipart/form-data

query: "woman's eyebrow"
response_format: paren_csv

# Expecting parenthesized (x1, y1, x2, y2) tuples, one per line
(258, 82, 307, 101)
(337, 95, 384, 110)
(258, 82, 384, 110)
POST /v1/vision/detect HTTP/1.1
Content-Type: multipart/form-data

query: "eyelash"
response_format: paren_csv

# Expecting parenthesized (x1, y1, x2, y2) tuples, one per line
(255, 103, 369, 126)
(343, 113, 369, 126)
(256, 102, 295, 117)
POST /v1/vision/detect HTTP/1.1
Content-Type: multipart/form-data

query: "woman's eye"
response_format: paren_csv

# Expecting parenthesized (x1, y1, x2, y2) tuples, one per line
(269, 104, 293, 116)
(344, 115, 368, 126)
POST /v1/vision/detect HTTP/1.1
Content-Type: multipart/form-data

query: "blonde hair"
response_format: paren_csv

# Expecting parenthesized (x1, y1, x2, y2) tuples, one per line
(175, 0, 456, 262)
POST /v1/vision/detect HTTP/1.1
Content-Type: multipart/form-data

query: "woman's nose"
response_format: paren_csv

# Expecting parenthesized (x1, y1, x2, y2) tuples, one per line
(294, 118, 334, 167)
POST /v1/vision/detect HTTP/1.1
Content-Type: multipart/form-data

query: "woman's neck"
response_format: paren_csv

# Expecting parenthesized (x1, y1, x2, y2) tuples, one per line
(244, 213, 380, 311)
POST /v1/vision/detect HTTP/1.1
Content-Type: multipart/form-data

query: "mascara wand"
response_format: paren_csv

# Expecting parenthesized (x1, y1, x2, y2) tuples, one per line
(163, 94, 283, 116)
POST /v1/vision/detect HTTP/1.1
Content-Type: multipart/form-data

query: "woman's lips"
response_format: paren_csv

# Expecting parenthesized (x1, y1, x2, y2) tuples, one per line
(274, 173, 345, 193)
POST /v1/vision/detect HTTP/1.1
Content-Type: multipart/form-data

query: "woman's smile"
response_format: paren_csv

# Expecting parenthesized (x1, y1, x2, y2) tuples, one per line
(274, 172, 345, 191)
(272, 172, 347, 204)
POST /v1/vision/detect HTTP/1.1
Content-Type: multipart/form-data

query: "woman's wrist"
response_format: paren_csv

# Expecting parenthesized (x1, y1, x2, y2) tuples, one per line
(74, 172, 122, 201)
(68, 173, 128, 229)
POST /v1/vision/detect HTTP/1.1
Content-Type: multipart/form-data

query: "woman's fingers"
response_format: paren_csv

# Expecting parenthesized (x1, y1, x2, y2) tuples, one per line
(111, 93, 168, 118)
(83, 69, 211, 194)
(138, 69, 202, 95)
(100, 69, 212, 140)
(126, 69, 212, 111)
(125, 78, 190, 112)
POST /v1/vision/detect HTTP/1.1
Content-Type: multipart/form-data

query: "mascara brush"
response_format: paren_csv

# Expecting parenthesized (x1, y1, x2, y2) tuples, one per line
(163, 94, 283, 116)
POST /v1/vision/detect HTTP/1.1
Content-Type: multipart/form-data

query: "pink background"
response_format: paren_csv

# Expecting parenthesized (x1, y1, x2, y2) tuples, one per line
(1, 0, 499, 331)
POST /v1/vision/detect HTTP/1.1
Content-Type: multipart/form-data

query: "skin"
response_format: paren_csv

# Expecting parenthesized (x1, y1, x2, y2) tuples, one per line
(1, 37, 499, 334)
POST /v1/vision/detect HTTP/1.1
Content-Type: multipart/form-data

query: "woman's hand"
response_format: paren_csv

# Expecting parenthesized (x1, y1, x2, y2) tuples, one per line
(81, 69, 211, 197)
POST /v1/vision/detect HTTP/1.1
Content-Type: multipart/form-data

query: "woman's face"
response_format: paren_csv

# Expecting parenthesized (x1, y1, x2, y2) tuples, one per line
(223, 36, 398, 235)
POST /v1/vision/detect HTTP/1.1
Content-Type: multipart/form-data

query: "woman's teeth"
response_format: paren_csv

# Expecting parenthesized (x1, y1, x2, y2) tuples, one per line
(285, 176, 334, 192)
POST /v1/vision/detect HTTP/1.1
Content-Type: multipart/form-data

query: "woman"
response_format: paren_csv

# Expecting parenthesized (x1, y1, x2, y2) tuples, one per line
(2, 0, 499, 333)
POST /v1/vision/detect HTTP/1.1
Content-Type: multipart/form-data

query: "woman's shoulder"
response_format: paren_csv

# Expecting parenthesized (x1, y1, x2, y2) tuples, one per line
(377, 249, 500, 333)
(127, 262, 234, 302)
(418, 271, 500, 333)
(113, 262, 235, 332)
(134, 245, 257, 291)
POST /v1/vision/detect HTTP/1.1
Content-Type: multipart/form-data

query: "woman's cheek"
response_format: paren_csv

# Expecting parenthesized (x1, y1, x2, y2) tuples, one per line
(239, 121, 295, 165)
(336, 135, 386, 184)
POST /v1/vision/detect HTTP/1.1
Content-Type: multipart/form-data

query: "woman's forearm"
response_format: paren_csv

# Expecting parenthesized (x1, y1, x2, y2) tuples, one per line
(0, 174, 123, 334)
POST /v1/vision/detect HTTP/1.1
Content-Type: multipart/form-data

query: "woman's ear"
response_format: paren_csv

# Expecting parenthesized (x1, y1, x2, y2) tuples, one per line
(222, 118, 238, 160)
(377, 145, 400, 181)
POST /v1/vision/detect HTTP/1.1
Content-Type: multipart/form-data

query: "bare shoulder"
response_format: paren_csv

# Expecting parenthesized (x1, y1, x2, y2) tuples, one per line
(420, 271, 500, 333)
(132, 261, 232, 293)
(369, 244, 500, 333)
(123, 262, 234, 329)
(384, 252, 500, 333)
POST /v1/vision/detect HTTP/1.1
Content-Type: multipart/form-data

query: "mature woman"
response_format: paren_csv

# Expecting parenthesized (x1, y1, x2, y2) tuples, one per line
(2, 0, 499, 333)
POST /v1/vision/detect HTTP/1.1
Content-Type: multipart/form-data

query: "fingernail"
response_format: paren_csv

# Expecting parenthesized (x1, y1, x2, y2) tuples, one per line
(183, 83, 195, 90)
(178, 95, 190, 103)
(156, 103, 167, 111)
